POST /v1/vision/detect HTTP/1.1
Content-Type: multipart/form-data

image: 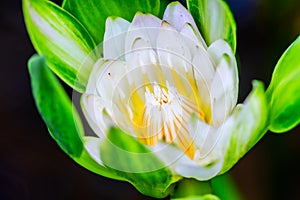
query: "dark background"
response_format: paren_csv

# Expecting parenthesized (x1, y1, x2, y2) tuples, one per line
(1, 0, 300, 199)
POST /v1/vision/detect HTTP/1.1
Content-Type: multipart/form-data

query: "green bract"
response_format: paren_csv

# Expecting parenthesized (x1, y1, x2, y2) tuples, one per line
(28, 55, 84, 157)
(24, 0, 300, 199)
(23, 0, 98, 92)
(220, 81, 268, 174)
(187, 0, 236, 53)
(62, 0, 160, 44)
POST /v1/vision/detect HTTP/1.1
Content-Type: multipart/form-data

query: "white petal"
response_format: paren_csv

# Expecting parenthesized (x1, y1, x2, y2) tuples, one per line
(156, 22, 193, 93)
(192, 50, 215, 88)
(210, 56, 237, 125)
(180, 22, 207, 49)
(206, 40, 238, 125)
(125, 13, 161, 55)
(85, 59, 105, 94)
(163, 2, 198, 32)
(84, 136, 105, 166)
(125, 37, 158, 72)
(81, 94, 113, 137)
(189, 119, 220, 160)
(176, 27, 214, 117)
(192, 52, 215, 116)
(175, 158, 223, 181)
(179, 23, 214, 85)
(124, 48, 170, 101)
(163, 2, 207, 47)
(90, 59, 129, 100)
(103, 17, 130, 60)
(207, 39, 235, 68)
(149, 141, 223, 180)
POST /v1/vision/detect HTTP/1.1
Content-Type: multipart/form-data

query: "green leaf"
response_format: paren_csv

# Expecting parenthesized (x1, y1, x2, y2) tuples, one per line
(28, 55, 126, 180)
(62, 0, 160, 44)
(23, 0, 97, 92)
(28, 55, 83, 157)
(100, 127, 173, 198)
(266, 36, 300, 133)
(187, 0, 237, 53)
(220, 81, 269, 174)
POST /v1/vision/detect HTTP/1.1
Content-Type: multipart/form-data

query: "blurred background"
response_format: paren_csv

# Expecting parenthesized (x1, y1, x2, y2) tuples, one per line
(0, 0, 300, 199)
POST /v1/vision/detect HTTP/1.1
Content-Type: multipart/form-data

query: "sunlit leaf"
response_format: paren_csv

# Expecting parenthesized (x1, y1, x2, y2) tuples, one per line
(23, 0, 97, 92)
(267, 36, 300, 133)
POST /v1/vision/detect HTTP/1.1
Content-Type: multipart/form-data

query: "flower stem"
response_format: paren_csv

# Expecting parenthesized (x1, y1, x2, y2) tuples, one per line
(171, 178, 213, 198)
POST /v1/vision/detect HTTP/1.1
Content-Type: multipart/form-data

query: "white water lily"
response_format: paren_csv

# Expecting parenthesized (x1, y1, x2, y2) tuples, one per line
(81, 2, 268, 181)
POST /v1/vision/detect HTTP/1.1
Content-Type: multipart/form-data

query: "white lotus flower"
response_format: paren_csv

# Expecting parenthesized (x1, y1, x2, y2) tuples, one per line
(81, 2, 268, 181)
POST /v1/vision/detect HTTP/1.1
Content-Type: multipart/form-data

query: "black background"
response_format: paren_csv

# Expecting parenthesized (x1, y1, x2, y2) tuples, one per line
(1, 0, 300, 199)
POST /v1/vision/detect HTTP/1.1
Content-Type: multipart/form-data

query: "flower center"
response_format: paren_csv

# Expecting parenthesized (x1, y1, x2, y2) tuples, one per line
(133, 82, 202, 159)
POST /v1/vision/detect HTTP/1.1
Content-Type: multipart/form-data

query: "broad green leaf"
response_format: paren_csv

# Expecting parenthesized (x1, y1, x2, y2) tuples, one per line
(187, 0, 237, 53)
(28, 55, 83, 157)
(100, 127, 173, 198)
(62, 0, 160, 44)
(220, 81, 269, 174)
(23, 0, 97, 92)
(266, 36, 300, 133)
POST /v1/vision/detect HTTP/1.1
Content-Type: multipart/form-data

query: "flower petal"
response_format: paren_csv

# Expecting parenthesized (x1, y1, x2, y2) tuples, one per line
(84, 60, 132, 133)
(125, 13, 162, 53)
(125, 37, 158, 71)
(124, 37, 168, 91)
(86, 59, 129, 100)
(84, 136, 105, 166)
(180, 22, 207, 50)
(81, 94, 113, 137)
(180, 23, 215, 118)
(103, 17, 130, 60)
(207, 39, 234, 69)
(210, 55, 237, 125)
(149, 141, 223, 181)
(156, 22, 194, 95)
(163, 2, 198, 34)
(207, 40, 238, 125)
(189, 119, 220, 162)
